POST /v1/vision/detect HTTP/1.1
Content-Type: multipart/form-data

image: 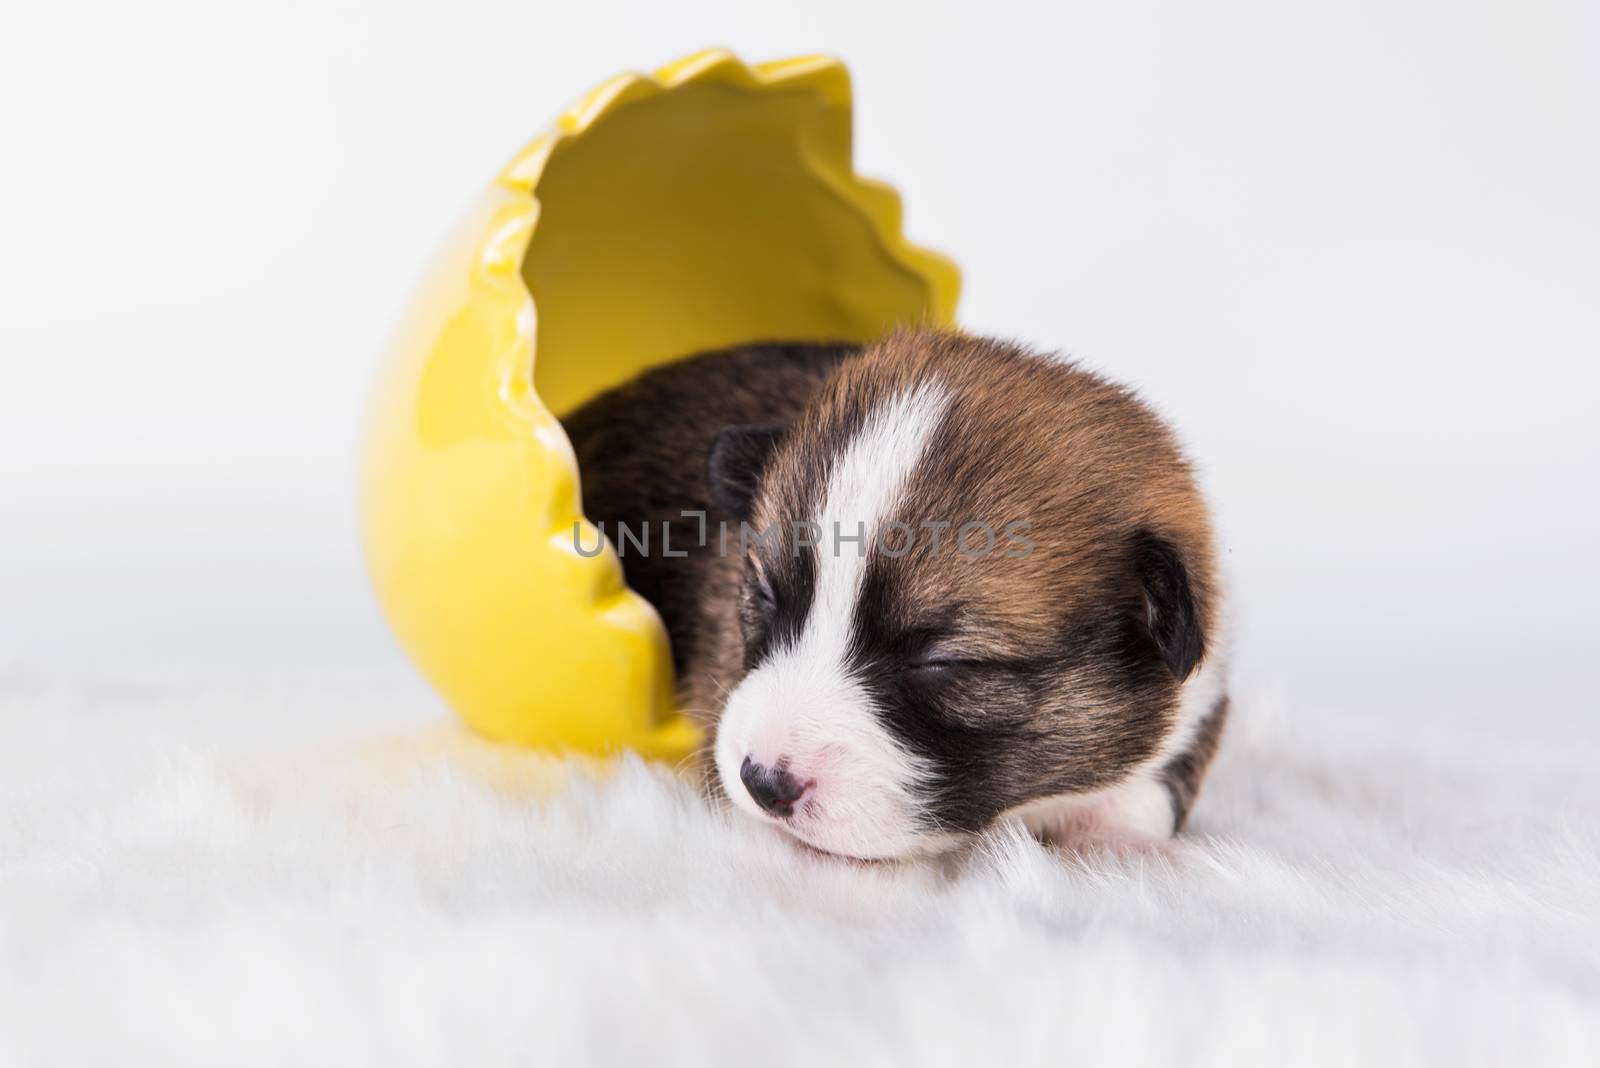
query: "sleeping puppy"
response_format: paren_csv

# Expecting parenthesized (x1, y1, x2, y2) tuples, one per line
(562, 329, 1228, 860)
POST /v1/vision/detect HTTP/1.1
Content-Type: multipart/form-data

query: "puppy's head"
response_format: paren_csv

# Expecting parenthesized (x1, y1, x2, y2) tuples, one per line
(708, 331, 1218, 859)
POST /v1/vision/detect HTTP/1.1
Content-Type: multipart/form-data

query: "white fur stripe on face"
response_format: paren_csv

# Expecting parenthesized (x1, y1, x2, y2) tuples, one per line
(714, 382, 952, 859)
(803, 381, 953, 665)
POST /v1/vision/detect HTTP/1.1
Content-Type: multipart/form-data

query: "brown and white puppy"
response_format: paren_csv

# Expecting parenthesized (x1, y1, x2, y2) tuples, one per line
(563, 330, 1228, 860)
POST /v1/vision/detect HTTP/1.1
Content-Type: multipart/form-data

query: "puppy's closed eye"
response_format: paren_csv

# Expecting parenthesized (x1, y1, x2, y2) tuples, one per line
(900, 649, 986, 680)
(742, 553, 776, 608)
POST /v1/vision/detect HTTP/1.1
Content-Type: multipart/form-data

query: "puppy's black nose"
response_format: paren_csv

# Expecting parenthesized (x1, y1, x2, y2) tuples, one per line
(739, 756, 807, 818)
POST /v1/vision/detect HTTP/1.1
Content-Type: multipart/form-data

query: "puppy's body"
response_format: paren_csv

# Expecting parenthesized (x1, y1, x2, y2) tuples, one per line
(564, 331, 1228, 859)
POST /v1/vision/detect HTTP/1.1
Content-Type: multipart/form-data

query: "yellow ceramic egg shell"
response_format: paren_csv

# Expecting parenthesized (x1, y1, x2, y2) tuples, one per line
(360, 49, 961, 764)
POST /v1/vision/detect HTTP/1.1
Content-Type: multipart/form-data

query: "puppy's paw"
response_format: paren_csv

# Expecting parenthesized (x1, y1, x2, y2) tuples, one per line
(1015, 775, 1175, 850)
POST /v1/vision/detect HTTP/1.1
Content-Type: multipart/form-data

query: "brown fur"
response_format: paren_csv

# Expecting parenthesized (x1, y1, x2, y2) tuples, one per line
(1162, 694, 1230, 831)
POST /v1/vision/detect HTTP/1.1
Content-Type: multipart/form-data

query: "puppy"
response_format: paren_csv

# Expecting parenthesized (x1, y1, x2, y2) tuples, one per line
(563, 330, 1227, 859)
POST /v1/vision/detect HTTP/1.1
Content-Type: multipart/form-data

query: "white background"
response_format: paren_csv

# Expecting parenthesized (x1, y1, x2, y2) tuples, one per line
(3, 0, 1597, 728)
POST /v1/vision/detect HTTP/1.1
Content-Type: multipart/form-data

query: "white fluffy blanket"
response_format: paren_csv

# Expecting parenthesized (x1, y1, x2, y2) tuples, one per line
(2, 680, 1596, 1066)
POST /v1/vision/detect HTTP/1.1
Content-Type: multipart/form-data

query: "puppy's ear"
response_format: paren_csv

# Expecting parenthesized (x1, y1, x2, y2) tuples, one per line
(706, 423, 785, 522)
(1133, 531, 1206, 681)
